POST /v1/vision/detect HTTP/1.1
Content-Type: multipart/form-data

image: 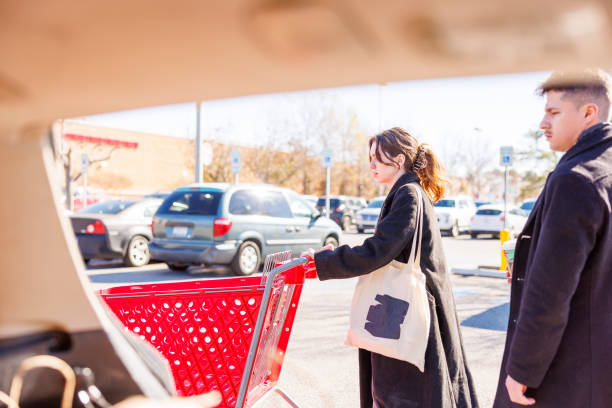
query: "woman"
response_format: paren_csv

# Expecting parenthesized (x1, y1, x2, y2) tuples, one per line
(306, 127, 479, 408)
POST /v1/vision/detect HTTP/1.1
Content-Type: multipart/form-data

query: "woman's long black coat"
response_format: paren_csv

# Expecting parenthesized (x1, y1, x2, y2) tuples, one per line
(314, 172, 479, 408)
(493, 123, 612, 408)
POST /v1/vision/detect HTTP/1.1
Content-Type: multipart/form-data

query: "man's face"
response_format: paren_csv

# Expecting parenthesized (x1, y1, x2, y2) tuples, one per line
(539, 90, 586, 152)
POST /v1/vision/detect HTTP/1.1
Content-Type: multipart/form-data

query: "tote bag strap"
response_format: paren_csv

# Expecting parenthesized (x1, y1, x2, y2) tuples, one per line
(406, 187, 424, 268)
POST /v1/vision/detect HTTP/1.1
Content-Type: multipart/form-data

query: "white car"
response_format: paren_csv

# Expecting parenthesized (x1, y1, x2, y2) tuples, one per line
(469, 204, 527, 239)
(518, 198, 537, 217)
(433, 195, 476, 237)
(354, 196, 385, 233)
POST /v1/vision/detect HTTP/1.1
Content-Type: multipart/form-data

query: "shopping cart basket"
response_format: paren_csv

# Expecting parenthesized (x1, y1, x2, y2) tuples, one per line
(98, 251, 317, 408)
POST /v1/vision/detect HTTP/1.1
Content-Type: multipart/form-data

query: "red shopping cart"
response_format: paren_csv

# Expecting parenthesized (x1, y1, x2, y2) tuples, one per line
(99, 251, 317, 408)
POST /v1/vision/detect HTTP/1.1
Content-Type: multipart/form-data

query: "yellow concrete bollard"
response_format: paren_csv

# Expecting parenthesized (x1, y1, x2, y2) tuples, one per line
(500, 229, 511, 270)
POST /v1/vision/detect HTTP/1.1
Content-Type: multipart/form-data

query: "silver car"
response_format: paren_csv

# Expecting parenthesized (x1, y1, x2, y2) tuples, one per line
(70, 198, 163, 267)
(150, 183, 341, 275)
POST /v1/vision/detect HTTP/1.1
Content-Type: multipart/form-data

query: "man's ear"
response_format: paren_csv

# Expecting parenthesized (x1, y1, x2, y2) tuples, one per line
(584, 103, 599, 122)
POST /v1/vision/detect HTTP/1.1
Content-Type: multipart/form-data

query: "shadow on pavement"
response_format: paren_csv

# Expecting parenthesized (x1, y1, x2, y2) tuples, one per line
(88, 269, 230, 284)
(461, 302, 510, 331)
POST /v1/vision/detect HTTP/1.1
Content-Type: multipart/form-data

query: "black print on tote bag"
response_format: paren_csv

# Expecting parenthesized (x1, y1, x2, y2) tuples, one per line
(364, 294, 409, 339)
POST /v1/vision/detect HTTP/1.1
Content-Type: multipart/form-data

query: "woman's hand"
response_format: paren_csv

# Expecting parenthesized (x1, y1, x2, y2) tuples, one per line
(300, 248, 316, 261)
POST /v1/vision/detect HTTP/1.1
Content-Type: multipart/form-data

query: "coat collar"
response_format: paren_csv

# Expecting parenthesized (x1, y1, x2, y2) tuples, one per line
(559, 122, 612, 164)
(387, 171, 420, 197)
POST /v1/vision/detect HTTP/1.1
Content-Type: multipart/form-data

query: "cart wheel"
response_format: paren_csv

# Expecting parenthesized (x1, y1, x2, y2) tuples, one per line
(168, 263, 189, 272)
(124, 235, 151, 267)
(323, 236, 339, 249)
(232, 241, 261, 276)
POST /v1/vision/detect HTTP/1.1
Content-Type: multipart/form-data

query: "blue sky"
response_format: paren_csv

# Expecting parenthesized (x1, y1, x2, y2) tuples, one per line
(79, 71, 551, 171)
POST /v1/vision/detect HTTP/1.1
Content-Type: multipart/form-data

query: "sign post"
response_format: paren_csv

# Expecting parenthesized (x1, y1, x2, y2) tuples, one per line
(321, 148, 333, 217)
(230, 149, 241, 184)
(499, 146, 514, 271)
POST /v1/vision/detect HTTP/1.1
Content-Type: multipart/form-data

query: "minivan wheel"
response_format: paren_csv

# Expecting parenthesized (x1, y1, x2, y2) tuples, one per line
(167, 263, 189, 272)
(124, 235, 151, 267)
(232, 241, 261, 276)
(324, 236, 339, 249)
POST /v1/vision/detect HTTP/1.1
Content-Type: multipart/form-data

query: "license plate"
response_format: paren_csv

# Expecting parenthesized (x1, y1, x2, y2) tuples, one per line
(172, 226, 188, 237)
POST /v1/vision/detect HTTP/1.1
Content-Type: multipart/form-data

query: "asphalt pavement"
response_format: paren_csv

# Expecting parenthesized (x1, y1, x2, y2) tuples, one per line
(87, 231, 510, 407)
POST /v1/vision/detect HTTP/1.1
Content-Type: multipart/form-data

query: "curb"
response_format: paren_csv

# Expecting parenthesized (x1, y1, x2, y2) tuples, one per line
(451, 268, 507, 279)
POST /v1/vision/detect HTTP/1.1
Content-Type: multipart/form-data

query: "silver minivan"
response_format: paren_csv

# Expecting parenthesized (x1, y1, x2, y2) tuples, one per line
(150, 183, 341, 275)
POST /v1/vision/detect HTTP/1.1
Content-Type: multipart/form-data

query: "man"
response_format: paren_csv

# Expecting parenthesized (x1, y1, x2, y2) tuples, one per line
(493, 68, 612, 408)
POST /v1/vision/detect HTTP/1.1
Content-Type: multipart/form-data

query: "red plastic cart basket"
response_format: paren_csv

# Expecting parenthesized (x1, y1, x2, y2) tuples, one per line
(99, 251, 317, 407)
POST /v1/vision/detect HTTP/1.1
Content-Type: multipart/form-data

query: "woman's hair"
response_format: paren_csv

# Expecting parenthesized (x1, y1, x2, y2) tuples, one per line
(369, 127, 446, 202)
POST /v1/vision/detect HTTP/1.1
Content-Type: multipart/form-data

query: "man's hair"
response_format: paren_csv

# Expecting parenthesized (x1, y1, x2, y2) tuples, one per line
(537, 68, 612, 121)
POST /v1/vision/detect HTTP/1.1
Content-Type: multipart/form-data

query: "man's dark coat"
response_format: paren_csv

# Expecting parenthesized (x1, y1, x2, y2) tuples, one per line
(493, 123, 612, 408)
(315, 172, 479, 408)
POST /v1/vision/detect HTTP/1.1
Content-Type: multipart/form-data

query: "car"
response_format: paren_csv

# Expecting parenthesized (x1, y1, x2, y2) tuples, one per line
(518, 198, 537, 217)
(144, 191, 172, 199)
(315, 195, 367, 230)
(70, 198, 163, 267)
(433, 195, 476, 237)
(354, 196, 386, 233)
(301, 194, 318, 208)
(149, 183, 341, 275)
(469, 204, 527, 239)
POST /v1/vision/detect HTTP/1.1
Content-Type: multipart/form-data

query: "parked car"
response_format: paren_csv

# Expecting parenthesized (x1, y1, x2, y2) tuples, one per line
(144, 191, 173, 199)
(354, 196, 385, 233)
(315, 195, 367, 230)
(433, 195, 476, 237)
(301, 194, 318, 208)
(518, 198, 537, 217)
(70, 198, 163, 266)
(150, 183, 341, 275)
(469, 204, 527, 239)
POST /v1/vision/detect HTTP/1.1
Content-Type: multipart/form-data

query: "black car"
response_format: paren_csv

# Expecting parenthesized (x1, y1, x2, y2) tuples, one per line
(316, 195, 367, 230)
(70, 198, 162, 267)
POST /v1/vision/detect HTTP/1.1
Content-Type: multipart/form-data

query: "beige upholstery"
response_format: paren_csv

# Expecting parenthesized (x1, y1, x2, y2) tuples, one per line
(2, 0, 612, 338)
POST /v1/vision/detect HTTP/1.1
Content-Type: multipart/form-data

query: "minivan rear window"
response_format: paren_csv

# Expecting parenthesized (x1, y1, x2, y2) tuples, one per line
(157, 190, 222, 215)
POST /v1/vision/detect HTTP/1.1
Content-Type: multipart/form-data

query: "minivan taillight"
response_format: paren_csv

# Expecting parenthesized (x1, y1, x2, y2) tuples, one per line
(85, 220, 106, 234)
(213, 218, 232, 236)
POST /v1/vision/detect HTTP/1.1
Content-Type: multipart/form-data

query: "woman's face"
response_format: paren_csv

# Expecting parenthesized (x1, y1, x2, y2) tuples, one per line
(369, 142, 404, 185)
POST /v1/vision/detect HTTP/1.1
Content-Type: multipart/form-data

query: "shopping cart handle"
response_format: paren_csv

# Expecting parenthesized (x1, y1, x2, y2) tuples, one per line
(303, 258, 317, 279)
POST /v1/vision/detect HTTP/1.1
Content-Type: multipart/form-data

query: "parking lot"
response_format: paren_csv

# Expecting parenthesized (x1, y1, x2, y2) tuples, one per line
(88, 230, 509, 407)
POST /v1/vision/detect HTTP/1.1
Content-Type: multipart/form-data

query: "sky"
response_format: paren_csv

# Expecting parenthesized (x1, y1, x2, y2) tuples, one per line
(77, 70, 552, 172)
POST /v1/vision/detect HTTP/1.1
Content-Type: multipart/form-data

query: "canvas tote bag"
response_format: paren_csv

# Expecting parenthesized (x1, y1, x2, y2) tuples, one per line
(345, 187, 430, 371)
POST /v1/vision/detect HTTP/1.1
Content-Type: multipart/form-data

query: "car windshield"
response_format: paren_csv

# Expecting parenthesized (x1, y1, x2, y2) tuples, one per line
(78, 200, 136, 214)
(316, 198, 341, 208)
(520, 201, 535, 211)
(157, 190, 222, 215)
(434, 199, 456, 208)
(367, 200, 384, 209)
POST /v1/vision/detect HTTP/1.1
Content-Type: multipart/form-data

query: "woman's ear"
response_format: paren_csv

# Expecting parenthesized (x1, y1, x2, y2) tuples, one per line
(395, 154, 406, 168)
